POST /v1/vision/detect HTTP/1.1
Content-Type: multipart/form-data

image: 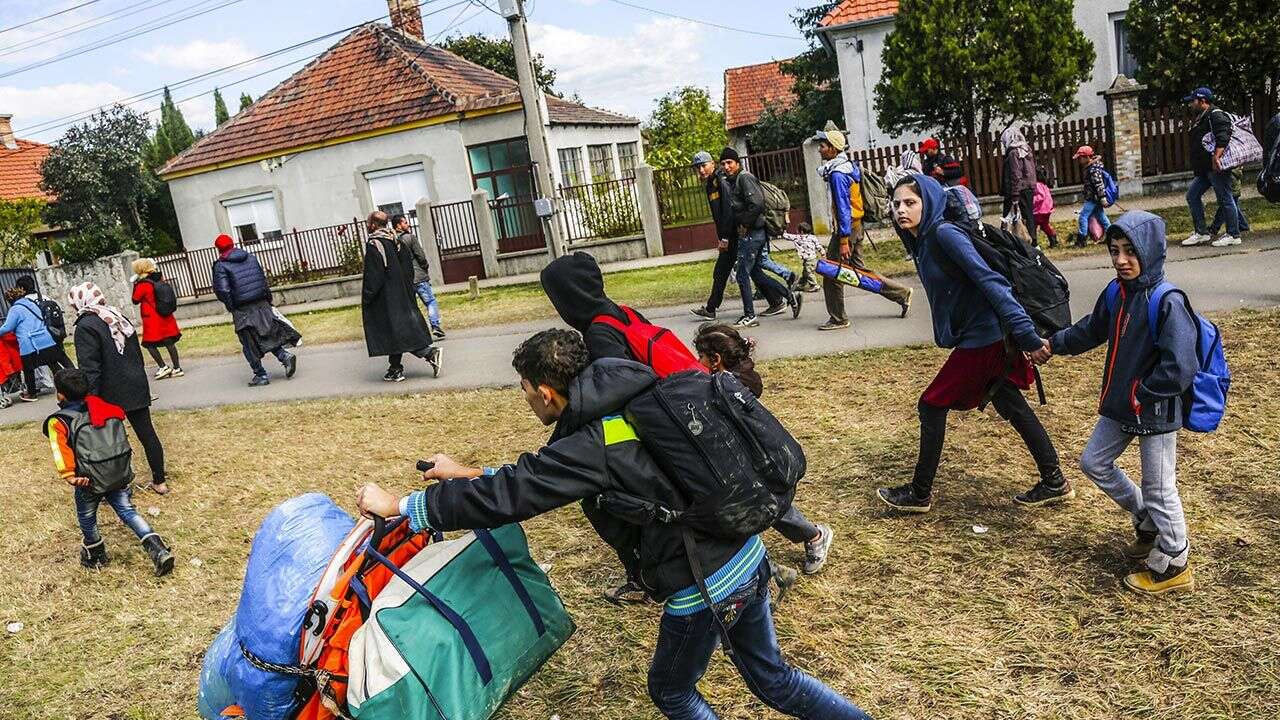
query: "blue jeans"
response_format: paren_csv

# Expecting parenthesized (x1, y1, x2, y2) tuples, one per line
(241, 337, 291, 377)
(1187, 171, 1240, 236)
(647, 560, 871, 720)
(1209, 196, 1250, 234)
(758, 242, 796, 286)
(1078, 200, 1112, 238)
(75, 486, 153, 545)
(413, 281, 442, 328)
(736, 229, 789, 318)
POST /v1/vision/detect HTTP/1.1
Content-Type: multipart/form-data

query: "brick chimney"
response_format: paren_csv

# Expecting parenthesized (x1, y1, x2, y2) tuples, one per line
(0, 115, 16, 150)
(388, 0, 423, 41)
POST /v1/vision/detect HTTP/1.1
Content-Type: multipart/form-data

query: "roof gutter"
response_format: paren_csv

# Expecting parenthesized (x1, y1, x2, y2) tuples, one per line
(816, 13, 896, 53)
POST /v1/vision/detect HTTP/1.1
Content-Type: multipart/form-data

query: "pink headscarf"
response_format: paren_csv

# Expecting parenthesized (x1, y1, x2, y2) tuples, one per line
(68, 282, 135, 354)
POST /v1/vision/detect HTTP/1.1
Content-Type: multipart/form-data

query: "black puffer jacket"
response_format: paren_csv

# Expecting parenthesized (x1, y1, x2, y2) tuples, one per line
(73, 313, 151, 413)
(726, 169, 766, 232)
(422, 359, 743, 601)
(212, 249, 271, 311)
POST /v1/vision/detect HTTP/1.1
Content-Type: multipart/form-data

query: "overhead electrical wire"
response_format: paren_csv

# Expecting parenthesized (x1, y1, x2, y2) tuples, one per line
(601, 0, 802, 41)
(0, 0, 105, 37)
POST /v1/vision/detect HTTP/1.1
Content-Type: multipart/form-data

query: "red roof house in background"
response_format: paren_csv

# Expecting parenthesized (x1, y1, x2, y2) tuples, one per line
(0, 115, 53, 202)
(723, 60, 800, 152)
(819, 0, 899, 27)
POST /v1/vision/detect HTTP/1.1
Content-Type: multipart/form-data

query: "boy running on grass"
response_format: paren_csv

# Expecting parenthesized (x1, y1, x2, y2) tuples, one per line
(357, 330, 870, 719)
(1032, 210, 1198, 594)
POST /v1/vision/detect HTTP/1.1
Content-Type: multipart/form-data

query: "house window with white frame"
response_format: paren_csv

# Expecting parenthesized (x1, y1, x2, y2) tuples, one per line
(558, 147, 585, 187)
(222, 192, 282, 245)
(588, 144, 615, 183)
(365, 164, 429, 218)
(617, 141, 639, 178)
(1112, 14, 1139, 79)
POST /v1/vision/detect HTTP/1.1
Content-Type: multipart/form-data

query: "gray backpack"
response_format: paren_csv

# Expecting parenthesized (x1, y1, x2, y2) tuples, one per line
(859, 167, 889, 224)
(760, 181, 791, 237)
(48, 408, 134, 494)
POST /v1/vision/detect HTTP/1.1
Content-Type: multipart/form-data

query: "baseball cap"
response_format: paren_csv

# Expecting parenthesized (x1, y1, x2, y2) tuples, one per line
(1181, 87, 1214, 103)
(690, 150, 713, 168)
(1072, 145, 1095, 159)
(919, 137, 940, 152)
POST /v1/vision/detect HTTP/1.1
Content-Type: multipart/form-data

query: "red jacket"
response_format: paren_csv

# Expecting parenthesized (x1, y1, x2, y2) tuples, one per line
(132, 277, 181, 345)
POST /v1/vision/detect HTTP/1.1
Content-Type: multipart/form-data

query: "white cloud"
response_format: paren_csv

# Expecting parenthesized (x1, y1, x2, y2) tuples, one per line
(0, 5, 104, 65)
(529, 18, 717, 120)
(0, 82, 130, 138)
(139, 39, 255, 72)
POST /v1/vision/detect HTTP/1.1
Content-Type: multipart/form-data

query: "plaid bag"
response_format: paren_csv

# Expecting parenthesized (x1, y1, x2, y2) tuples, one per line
(1202, 112, 1263, 170)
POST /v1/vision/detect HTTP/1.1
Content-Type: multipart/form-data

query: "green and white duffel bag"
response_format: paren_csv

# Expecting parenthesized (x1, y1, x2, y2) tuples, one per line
(348, 523, 574, 720)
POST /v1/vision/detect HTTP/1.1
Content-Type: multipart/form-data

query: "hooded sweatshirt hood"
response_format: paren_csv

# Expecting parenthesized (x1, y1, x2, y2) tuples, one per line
(1106, 210, 1166, 289)
(223, 248, 250, 263)
(892, 173, 948, 253)
(1001, 126, 1031, 157)
(554, 358, 657, 439)
(540, 252, 624, 331)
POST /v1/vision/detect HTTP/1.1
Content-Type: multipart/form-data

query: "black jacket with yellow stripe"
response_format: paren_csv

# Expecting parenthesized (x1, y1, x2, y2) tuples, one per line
(422, 359, 742, 602)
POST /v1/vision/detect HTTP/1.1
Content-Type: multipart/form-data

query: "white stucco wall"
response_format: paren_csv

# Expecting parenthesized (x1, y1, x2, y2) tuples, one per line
(828, 0, 1132, 149)
(547, 123, 643, 186)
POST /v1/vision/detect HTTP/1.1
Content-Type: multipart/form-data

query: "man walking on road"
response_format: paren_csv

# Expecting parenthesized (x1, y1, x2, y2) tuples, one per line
(814, 128, 913, 331)
(211, 234, 299, 386)
(392, 213, 445, 340)
(361, 212, 441, 383)
(1180, 87, 1242, 248)
(721, 147, 800, 328)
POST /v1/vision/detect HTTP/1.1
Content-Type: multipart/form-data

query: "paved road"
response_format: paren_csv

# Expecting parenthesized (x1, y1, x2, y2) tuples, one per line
(4, 239, 1278, 426)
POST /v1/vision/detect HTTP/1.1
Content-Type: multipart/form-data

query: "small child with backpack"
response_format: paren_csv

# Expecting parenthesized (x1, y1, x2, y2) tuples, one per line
(781, 222, 824, 293)
(1032, 165, 1060, 248)
(43, 368, 175, 576)
(1073, 145, 1115, 246)
(1032, 210, 1228, 594)
(131, 258, 184, 379)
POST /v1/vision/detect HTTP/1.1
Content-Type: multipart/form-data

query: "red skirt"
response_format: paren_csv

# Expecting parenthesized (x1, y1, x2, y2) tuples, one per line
(921, 340, 1034, 411)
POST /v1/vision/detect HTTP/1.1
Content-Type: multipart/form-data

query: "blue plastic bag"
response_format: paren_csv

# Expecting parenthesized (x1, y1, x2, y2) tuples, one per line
(197, 619, 239, 719)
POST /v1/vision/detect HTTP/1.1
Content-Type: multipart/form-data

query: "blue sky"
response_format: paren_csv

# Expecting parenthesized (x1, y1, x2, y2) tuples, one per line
(0, 0, 815, 142)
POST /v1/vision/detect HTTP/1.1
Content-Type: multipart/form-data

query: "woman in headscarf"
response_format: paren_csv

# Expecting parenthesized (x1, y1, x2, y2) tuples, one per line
(131, 258, 183, 379)
(69, 282, 169, 494)
(1001, 126, 1039, 246)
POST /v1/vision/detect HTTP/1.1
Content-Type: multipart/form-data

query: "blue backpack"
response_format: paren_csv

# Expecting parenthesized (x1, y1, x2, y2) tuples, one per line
(1104, 280, 1229, 432)
(1100, 168, 1120, 205)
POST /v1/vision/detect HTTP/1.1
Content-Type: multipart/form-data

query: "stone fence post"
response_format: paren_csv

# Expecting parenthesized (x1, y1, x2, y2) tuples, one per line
(414, 198, 445, 288)
(36, 250, 141, 325)
(1101, 74, 1147, 198)
(471, 189, 500, 278)
(802, 138, 832, 236)
(634, 165, 665, 258)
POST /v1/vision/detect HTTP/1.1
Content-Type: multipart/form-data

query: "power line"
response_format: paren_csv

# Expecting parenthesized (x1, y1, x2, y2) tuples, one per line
(0, 0, 183, 57)
(601, 0, 802, 41)
(0, 0, 104, 37)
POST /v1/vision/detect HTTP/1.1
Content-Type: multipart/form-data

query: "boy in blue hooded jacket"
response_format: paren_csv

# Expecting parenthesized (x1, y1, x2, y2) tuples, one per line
(1033, 210, 1199, 594)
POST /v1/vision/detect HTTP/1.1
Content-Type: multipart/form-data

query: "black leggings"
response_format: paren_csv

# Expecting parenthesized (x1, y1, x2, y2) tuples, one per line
(20, 344, 74, 396)
(125, 407, 166, 485)
(910, 381, 1059, 498)
(772, 505, 820, 544)
(145, 340, 180, 370)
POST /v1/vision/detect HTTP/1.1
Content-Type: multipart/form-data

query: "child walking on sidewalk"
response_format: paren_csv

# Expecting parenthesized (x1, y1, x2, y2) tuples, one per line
(43, 368, 174, 576)
(1034, 210, 1199, 594)
(781, 222, 823, 293)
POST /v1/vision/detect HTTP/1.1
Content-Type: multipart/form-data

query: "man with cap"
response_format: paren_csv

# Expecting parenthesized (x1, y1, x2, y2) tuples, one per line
(211, 234, 300, 386)
(719, 147, 800, 327)
(813, 127, 913, 330)
(1073, 145, 1113, 245)
(1181, 87, 1241, 247)
(919, 137, 964, 187)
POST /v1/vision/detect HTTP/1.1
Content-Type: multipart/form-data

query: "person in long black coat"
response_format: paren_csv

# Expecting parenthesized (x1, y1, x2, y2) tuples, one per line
(361, 211, 441, 382)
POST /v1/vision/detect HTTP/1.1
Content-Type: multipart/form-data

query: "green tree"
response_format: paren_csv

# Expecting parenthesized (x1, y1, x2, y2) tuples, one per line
(748, 2, 845, 152)
(239, 92, 254, 111)
(1125, 0, 1280, 122)
(875, 0, 1093, 151)
(144, 87, 196, 170)
(642, 86, 729, 169)
(439, 33, 558, 94)
(213, 87, 230, 125)
(39, 106, 162, 263)
(0, 198, 46, 266)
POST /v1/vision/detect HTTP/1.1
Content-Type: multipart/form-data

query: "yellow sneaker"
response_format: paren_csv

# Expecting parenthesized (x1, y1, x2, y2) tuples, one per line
(1123, 563, 1194, 595)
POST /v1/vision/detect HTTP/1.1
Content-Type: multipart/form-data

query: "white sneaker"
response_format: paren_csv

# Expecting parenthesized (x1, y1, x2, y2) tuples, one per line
(154, 366, 173, 380)
(1181, 232, 1210, 246)
(1210, 235, 1241, 247)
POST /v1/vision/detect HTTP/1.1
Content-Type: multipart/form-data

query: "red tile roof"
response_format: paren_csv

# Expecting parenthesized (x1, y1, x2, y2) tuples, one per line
(160, 24, 636, 178)
(0, 139, 52, 201)
(723, 60, 799, 131)
(819, 0, 899, 27)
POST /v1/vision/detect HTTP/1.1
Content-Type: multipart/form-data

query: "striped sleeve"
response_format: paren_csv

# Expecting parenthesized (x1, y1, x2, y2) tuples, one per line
(47, 418, 75, 480)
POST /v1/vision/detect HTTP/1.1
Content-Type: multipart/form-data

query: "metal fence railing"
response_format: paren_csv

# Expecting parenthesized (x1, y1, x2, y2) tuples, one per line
(558, 176, 643, 243)
(430, 200, 481, 257)
(0, 267, 38, 316)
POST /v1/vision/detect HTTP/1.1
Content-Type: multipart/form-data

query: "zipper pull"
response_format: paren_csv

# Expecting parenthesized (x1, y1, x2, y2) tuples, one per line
(686, 402, 704, 436)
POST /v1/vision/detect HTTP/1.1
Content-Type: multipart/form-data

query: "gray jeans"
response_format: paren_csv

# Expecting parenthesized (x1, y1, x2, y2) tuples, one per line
(1079, 417, 1188, 572)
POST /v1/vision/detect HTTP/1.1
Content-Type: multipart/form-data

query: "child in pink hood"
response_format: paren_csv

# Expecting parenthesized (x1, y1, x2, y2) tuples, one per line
(1032, 165, 1059, 248)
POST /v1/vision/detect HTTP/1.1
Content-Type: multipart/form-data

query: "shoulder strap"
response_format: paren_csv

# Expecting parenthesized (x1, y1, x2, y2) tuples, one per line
(1103, 279, 1121, 314)
(1145, 281, 1185, 346)
(591, 306, 637, 331)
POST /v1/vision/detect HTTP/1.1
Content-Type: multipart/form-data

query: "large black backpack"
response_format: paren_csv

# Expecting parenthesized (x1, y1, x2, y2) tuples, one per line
(16, 296, 65, 343)
(151, 278, 178, 316)
(47, 408, 134, 494)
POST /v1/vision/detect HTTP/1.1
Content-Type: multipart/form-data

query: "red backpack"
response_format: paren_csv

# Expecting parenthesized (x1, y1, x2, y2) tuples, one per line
(591, 306, 704, 378)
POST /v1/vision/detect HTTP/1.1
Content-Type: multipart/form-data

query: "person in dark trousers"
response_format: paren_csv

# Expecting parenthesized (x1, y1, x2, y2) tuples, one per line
(211, 234, 299, 386)
(392, 213, 445, 340)
(876, 175, 1072, 513)
(721, 147, 800, 327)
(1033, 211, 1198, 595)
(1207, 168, 1249, 238)
(919, 137, 964, 187)
(1000, 126, 1039, 246)
(361, 211, 442, 382)
(356, 329, 872, 720)
(1180, 87, 1241, 248)
(67, 282, 169, 495)
(813, 128, 913, 331)
(0, 277, 73, 402)
(44, 368, 174, 575)
(689, 151, 787, 321)
(130, 258, 183, 379)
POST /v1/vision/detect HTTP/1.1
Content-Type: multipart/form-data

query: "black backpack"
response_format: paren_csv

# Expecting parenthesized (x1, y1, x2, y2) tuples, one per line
(46, 408, 135, 494)
(1259, 119, 1280, 203)
(18, 296, 66, 343)
(151, 278, 178, 316)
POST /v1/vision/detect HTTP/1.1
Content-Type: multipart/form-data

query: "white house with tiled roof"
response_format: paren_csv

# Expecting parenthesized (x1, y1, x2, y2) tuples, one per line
(160, 1, 640, 250)
(818, 0, 1134, 148)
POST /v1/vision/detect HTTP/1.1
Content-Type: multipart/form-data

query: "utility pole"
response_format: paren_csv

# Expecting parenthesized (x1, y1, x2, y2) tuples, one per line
(498, 0, 565, 257)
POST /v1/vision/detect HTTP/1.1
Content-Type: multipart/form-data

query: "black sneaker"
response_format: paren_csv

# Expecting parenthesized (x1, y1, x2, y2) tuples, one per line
(789, 290, 803, 319)
(733, 315, 759, 328)
(786, 272, 800, 292)
(426, 346, 443, 378)
(877, 484, 932, 513)
(899, 288, 913, 319)
(431, 326, 446, 340)
(1014, 476, 1075, 507)
(689, 306, 716, 320)
(384, 367, 406, 383)
(818, 318, 850, 331)
(248, 374, 270, 387)
(283, 352, 298, 379)
(761, 302, 787, 317)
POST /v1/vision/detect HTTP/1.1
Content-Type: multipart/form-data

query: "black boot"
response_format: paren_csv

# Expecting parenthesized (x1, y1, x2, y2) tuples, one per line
(141, 534, 174, 577)
(80, 540, 109, 569)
